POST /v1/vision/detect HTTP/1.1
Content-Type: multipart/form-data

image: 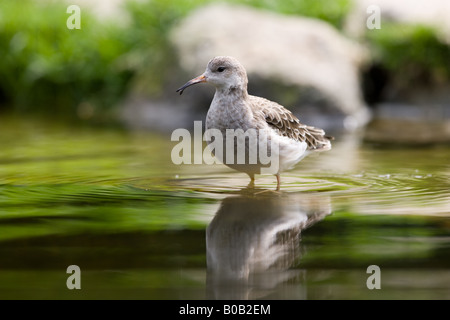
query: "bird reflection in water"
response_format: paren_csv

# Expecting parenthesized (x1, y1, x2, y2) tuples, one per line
(206, 189, 331, 299)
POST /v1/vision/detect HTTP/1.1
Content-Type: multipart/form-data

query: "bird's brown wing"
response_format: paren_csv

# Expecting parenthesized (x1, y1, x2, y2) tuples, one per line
(250, 96, 333, 151)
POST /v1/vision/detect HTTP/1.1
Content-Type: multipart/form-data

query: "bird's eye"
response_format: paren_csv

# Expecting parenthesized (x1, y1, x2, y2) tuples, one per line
(217, 67, 226, 72)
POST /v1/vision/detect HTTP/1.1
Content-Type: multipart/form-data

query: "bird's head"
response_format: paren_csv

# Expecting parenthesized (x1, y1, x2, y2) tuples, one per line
(176, 56, 248, 95)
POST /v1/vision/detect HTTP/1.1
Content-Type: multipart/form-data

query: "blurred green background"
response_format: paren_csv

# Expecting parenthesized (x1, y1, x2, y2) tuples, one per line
(0, 0, 349, 121)
(1, 0, 448, 124)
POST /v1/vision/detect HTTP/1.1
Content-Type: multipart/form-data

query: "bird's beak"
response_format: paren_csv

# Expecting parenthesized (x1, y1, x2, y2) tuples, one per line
(176, 74, 207, 95)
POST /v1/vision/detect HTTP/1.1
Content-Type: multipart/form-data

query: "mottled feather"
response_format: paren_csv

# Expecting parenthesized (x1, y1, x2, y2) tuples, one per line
(249, 95, 333, 151)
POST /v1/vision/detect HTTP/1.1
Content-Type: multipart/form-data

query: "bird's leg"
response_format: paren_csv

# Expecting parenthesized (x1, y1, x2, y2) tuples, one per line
(246, 173, 255, 189)
(254, 173, 281, 195)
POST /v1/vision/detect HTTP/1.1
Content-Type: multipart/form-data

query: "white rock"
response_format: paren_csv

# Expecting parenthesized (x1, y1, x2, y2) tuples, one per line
(345, 0, 450, 44)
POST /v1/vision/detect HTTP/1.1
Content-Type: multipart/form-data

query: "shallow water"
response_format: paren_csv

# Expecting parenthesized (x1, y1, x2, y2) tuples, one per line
(0, 116, 449, 299)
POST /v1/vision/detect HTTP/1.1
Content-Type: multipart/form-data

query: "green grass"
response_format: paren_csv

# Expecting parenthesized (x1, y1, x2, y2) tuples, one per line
(366, 23, 450, 86)
(236, 0, 351, 28)
(0, 0, 133, 118)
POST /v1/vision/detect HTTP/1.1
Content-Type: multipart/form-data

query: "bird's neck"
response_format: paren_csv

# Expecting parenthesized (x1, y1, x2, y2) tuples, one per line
(214, 85, 249, 101)
(209, 86, 254, 131)
(211, 86, 253, 127)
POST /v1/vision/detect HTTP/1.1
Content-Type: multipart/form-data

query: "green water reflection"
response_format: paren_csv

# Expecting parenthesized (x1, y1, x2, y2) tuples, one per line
(0, 116, 449, 299)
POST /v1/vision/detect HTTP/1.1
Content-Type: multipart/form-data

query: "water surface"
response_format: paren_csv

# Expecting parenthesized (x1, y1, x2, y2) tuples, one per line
(0, 116, 449, 299)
